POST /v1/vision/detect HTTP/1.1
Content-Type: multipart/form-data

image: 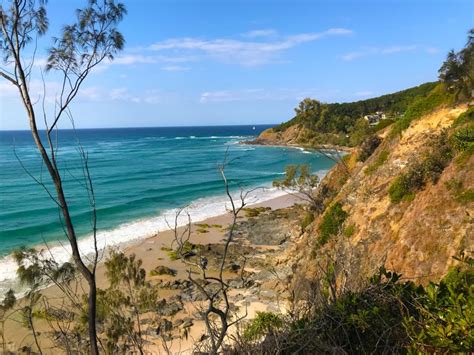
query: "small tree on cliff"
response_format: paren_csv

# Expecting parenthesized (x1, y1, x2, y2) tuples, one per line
(0, 1, 126, 353)
(438, 28, 474, 100)
(273, 164, 323, 211)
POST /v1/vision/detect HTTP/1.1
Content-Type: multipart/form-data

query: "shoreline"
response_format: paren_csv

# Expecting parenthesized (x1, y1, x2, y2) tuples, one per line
(3, 191, 303, 353)
(0, 185, 301, 296)
(241, 139, 354, 153)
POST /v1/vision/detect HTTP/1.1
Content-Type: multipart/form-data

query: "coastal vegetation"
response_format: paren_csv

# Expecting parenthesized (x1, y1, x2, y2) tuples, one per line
(232, 260, 474, 354)
(389, 133, 453, 203)
(317, 201, 347, 245)
(0, 0, 472, 352)
(273, 82, 438, 139)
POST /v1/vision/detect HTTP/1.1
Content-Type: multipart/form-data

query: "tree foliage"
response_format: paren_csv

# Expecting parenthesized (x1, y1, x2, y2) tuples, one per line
(389, 133, 454, 203)
(97, 250, 160, 354)
(274, 82, 438, 139)
(318, 201, 348, 245)
(273, 164, 322, 211)
(438, 28, 474, 101)
(232, 259, 474, 354)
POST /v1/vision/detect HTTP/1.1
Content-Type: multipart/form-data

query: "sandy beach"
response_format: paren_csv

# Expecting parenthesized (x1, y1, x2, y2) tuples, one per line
(3, 191, 302, 354)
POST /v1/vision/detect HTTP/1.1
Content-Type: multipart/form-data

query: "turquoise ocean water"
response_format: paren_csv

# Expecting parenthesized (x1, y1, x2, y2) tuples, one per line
(0, 126, 335, 292)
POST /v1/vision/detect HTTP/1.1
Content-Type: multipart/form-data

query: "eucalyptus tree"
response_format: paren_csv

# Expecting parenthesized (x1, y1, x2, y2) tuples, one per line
(0, 1, 126, 353)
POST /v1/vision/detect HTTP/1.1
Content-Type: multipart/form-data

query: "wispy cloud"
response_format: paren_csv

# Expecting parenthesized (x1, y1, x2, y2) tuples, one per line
(241, 29, 277, 38)
(199, 88, 340, 103)
(87, 87, 168, 104)
(109, 54, 197, 65)
(342, 45, 438, 61)
(148, 28, 353, 66)
(160, 65, 190, 72)
(354, 90, 373, 97)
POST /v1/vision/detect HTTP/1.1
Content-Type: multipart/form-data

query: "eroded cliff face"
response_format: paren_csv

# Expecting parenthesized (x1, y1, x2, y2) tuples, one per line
(252, 125, 305, 146)
(286, 105, 473, 286)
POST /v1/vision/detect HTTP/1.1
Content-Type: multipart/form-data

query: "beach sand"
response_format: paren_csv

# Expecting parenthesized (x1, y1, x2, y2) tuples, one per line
(3, 192, 300, 354)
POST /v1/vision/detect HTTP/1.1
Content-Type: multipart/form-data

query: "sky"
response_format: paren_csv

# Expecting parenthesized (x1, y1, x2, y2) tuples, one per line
(0, 0, 473, 130)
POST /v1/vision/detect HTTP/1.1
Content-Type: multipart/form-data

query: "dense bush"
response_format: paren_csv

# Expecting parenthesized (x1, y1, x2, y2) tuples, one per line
(243, 312, 283, 341)
(451, 124, 474, 153)
(391, 84, 454, 136)
(452, 105, 474, 127)
(300, 211, 315, 231)
(358, 135, 382, 162)
(389, 134, 453, 203)
(405, 258, 474, 352)
(389, 163, 425, 203)
(232, 259, 474, 354)
(374, 118, 395, 131)
(318, 202, 348, 245)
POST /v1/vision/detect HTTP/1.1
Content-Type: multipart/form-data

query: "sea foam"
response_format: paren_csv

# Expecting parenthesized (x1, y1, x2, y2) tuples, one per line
(0, 185, 291, 296)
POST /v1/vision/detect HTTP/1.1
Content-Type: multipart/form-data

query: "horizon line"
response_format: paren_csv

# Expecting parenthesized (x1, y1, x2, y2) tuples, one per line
(0, 123, 277, 132)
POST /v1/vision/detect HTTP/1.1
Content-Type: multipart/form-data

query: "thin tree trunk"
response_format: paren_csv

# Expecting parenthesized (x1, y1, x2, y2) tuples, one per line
(19, 66, 99, 355)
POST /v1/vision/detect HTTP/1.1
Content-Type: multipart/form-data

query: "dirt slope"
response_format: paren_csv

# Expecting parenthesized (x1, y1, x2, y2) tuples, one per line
(290, 105, 473, 286)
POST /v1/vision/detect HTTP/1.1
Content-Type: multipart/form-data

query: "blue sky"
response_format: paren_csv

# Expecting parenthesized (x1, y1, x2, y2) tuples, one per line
(1, 0, 472, 130)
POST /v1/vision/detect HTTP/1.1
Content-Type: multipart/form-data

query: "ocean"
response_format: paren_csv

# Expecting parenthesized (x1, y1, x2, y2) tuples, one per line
(0, 125, 335, 293)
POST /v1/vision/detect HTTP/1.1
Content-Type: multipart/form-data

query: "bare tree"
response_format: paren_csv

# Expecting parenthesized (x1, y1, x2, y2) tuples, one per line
(169, 155, 251, 354)
(0, 1, 126, 353)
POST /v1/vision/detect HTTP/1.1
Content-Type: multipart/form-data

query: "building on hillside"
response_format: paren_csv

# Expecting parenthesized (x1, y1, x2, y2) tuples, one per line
(364, 111, 387, 126)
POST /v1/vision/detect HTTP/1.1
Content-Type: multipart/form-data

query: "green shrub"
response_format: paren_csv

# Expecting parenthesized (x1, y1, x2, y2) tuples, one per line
(234, 260, 474, 354)
(405, 258, 474, 352)
(300, 211, 315, 230)
(389, 164, 424, 203)
(318, 202, 348, 245)
(445, 179, 474, 204)
(422, 135, 453, 183)
(391, 84, 453, 136)
(365, 149, 389, 175)
(451, 124, 474, 153)
(374, 118, 395, 131)
(243, 312, 283, 341)
(167, 241, 197, 260)
(343, 224, 355, 237)
(389, 135, 453, 203)
(452, 106, 474, 127)
(243, 207, 271, 217)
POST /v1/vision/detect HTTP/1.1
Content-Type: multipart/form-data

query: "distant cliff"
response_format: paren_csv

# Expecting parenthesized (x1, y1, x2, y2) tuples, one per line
(251, 82, 441, 148)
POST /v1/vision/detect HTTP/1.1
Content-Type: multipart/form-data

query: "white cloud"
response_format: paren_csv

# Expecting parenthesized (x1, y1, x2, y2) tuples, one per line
(426, 47, 441, 54)
(241, 29, 277, 38)
(111, 54, 197, 65)
(354, 91, 373, 97)
(161, 65, 190, 72)
(148, 28, 353, 66)
(342, 44, 438, 61)
(199, 88, 339, 103)
(0, 79, 64, 104)
(381, 45, 417, 54)
(81, 87, 168, 105)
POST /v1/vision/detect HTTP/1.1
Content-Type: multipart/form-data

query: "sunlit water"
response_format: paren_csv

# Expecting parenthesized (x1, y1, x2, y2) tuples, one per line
(0, 126, 335, 293)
